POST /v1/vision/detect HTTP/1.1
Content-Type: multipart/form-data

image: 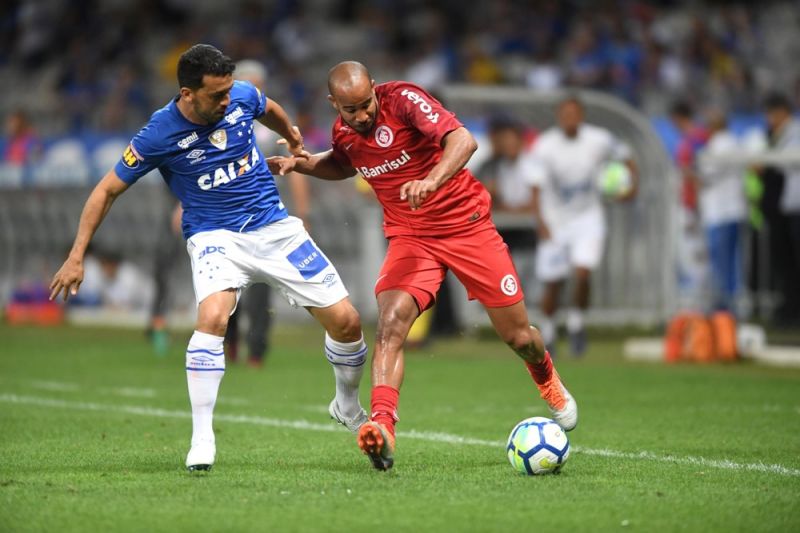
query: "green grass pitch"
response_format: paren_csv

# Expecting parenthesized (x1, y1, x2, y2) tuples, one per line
(1, 323, 798, 532)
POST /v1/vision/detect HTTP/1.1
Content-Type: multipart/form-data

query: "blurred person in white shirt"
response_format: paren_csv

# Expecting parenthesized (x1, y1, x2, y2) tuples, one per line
(528, 95, 638, 356)
(696, 111, 746, 313)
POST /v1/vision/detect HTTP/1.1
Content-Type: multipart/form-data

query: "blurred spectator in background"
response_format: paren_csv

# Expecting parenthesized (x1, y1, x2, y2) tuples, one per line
(760, 93, 800, 325)
(148, 199, 184, 355)
(670, 100, 711, 307)
(529, 96, 637, 356)
(3, 109, 41, 165)
(476, 115, 538, 293)
(78, 248, 154, 311)
(696, 110, 746, 313)
(223, 59, 312, 367)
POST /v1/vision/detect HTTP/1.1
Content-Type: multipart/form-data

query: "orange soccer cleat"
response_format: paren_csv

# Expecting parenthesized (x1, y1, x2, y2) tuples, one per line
(536, 370, 578, 431)
(357, 421, 395, 471)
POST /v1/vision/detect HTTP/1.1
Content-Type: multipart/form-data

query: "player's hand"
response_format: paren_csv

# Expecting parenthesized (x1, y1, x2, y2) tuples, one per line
(267, 155, 297, 176)
(617, 187, 637, 203)
(49, 257, 84, 302)
(537, 222, 552, 241)
(400, 178, 439, 210)
(277, 126, 311, 160)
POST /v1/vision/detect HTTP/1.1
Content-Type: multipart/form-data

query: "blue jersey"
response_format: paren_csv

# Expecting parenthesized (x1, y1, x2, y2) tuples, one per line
(115, 80, 288, 239)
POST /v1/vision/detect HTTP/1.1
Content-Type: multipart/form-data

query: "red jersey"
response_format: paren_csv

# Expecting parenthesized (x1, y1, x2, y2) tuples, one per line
(331, 81, 491, 238)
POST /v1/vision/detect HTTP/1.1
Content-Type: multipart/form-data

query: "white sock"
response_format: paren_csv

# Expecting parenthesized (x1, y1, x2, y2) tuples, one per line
(324, 332, 366, 418)
(186, 330, 225, 446)
(540, 317, 556, 346)
(566, 308, 584, 334)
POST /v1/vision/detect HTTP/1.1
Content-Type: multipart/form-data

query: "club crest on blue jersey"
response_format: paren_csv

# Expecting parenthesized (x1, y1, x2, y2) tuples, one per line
(287, 240, 329, 280)
(209, 129, 227, 150)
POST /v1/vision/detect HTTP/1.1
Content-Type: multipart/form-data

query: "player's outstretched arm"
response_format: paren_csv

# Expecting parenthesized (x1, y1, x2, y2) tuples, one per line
(49, 170, 130, 301)
(268, 150, 356, 181)
(400, 127, 478, 210)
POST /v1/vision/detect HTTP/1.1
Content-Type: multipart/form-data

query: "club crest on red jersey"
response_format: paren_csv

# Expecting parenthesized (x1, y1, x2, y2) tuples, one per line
(375, 125, 394, 148)
(500, 274, 518, 296)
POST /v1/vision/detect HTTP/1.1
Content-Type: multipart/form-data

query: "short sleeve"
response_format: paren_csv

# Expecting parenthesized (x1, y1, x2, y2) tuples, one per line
(247, 81, 268, 118)
(526, 143, 550, 187)
(392, 83, 463, 145)
(114, 125, 165, 184)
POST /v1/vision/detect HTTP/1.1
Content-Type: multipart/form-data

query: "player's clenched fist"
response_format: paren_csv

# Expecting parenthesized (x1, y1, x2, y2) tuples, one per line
(400, 178, 439, 210)
(49, 258, 84, 302)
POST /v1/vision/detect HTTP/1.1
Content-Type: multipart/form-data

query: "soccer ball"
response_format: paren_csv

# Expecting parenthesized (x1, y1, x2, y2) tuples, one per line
(506, 417, 570, 475)
(597, 161, 632, 198)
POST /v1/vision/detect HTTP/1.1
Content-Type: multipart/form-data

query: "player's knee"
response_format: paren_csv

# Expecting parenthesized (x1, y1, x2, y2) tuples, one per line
(503, 325, 537, 352)
(196, 308, 230, 337)
(376, 304, 415, 344)
(329, 307, 362, 342)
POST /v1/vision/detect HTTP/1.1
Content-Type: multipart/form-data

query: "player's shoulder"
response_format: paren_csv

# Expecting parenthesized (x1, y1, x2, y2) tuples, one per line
(581, 123, 613, 142)
(230, 79, 259, 101)
(534, 128, 563, 149)
(133, 100, 176, 152)
(331, 116, 355, 142)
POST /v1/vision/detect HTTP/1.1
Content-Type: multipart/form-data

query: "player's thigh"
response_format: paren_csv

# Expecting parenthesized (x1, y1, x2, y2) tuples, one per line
(535, 239, 570, 282)
(250, 217, 349, 309)
(186, 230, 249, 308)
(566, 208, 606, 270)
(569, 232, 606, 271)
(439, 226, 524, 307)
(375, 236, 447, 313)
(196, 289, 238, 334)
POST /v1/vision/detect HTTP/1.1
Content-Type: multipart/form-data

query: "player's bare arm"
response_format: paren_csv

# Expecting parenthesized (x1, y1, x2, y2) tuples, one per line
(399, 126, 477, 210)
(257, 100, 309, 158)
(618, 158, 640, 202)
(268, 150, 356, 181)
(531, 186, 551, 241)
(49, 169, 130, 301)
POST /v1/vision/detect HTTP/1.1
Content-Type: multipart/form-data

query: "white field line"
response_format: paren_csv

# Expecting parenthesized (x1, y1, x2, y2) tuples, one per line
(2, 393, 799, 478)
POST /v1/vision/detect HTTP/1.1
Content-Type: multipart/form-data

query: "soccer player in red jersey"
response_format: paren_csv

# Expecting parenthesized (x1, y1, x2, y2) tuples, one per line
(268, 61, 577, 471)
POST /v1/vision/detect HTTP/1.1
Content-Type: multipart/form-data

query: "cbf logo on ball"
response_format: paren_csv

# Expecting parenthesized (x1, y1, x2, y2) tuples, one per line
(375, 125, 394, 148)
(500, 274, 518, 296)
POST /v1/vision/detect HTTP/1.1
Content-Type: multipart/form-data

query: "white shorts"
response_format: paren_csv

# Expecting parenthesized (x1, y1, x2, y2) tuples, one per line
(536, 208, 606, 282)
(186, 216, 348, 309)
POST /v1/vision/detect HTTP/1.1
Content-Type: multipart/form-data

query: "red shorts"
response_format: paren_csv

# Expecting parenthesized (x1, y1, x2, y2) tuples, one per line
(375, 221, 524, 311)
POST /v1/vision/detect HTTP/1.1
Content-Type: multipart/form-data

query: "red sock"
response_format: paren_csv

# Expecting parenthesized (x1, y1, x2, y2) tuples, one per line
(370, 385, 399, 437)
(525, 351, 553, 385)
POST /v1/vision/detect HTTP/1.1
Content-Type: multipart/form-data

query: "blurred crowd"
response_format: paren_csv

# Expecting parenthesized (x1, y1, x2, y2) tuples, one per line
(2, 0, 800, 136)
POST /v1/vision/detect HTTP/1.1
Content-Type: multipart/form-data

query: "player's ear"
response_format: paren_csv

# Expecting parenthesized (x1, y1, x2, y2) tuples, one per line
(179, 87, 193, 102)
(327, 94, 337, 110)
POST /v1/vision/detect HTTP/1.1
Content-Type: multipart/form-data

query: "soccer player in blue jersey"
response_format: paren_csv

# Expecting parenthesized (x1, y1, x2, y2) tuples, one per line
(49, 44, 369, 471)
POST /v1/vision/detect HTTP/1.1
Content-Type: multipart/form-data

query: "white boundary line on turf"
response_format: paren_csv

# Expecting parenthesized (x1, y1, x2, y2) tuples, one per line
(2, 393, 799, 478)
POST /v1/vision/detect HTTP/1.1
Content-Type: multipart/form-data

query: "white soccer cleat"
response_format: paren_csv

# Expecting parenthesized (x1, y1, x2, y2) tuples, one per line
(186, 439, 216, 471)
(328, 399, 368, 433)
(549, 383, 578, 432)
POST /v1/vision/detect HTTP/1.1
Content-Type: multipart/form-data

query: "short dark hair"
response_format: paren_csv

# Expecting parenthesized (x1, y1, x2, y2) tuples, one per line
(177, 44, 235, 90)
(669, 100, 693, 119)
(764, 92, 792, 112)
(487, 113, 523, 134)
(558, 93, 584, 111)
